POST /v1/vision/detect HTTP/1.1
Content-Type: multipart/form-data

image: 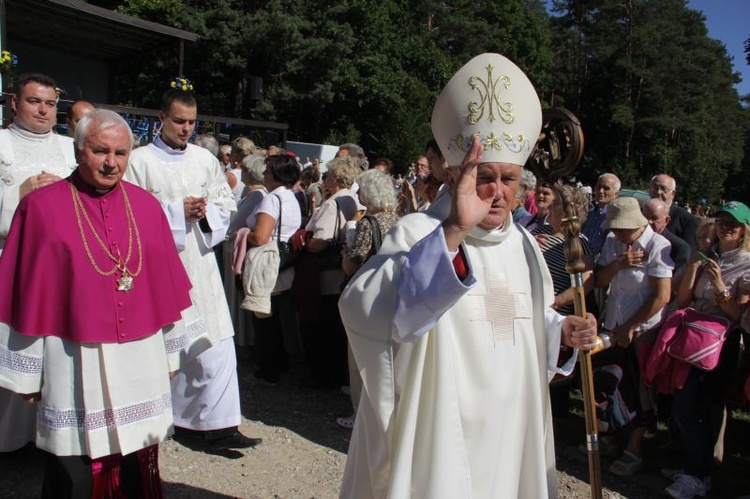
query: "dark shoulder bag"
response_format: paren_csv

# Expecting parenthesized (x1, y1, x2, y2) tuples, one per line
(362, 214, 382, 257)
(316, 198, 344, 270)
(273, 193, 299, 271)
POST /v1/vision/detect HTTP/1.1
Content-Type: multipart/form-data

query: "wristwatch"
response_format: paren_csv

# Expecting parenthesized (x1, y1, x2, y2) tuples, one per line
(715, 288, 733, 304)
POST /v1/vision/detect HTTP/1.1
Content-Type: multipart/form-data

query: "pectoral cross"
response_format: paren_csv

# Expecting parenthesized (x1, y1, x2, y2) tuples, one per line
(468, 270, 530, 346)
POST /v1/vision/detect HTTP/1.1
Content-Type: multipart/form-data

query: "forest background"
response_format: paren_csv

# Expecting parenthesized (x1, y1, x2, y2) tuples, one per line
(87, 0, 750, 206)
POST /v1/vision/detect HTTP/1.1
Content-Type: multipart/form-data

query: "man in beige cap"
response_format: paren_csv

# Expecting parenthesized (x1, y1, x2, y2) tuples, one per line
(593, 196, 673, 477)
(339, 53, 598, 498)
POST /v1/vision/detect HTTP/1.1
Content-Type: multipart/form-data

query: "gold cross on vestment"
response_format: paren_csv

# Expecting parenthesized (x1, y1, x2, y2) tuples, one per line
(468, 270, 530, 346)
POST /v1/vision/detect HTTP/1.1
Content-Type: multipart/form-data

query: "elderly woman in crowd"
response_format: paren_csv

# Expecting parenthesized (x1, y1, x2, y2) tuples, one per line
(342, 169, 400, 275)
(336, 169, 400, 428)
(663, 202, 750, 499)
(226, 137, 256, 203)
(194, 134, 219, 157)
(594, 197, 673, 477)
(242, 154, 302, 385)
(295, 156, 360, 388)
(224, 154, 268, 347)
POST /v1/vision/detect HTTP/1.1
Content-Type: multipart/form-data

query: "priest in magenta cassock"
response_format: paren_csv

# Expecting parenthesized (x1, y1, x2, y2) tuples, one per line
(0, 110, 208, 497)
(338, 53, 599, 499)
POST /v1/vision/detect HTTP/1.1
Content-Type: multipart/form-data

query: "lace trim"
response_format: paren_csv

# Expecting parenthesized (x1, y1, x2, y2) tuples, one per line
(164, 319, 208, 354)
(38, 392, 171, 432)
(0, 344, 43, 376)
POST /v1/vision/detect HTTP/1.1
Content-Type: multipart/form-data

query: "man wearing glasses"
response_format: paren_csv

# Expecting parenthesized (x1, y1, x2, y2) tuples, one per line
(649, 173, 698, 249)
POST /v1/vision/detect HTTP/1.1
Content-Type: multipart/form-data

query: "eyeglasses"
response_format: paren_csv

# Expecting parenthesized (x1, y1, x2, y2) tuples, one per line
(651, 185, 673, 193)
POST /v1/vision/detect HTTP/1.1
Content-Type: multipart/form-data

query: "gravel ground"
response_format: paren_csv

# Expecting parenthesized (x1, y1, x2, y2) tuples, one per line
(2, 357, 749, 498)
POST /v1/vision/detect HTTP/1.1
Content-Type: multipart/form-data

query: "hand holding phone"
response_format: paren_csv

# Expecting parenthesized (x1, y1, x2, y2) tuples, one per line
(697, 249, 718, 265)
(697, 250, 710, 263)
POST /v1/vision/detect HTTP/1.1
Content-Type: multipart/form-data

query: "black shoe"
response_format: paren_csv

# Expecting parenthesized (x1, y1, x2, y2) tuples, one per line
(207, 431, 262, 451)
(172, 426, 204, 443)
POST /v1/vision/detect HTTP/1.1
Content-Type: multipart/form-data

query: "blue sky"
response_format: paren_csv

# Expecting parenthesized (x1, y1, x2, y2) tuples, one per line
(688, 0, 749, 97)
(545, 1, 749, 98)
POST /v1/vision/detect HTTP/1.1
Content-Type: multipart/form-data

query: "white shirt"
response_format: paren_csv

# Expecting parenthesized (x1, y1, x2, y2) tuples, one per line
(227, 168, 245, 203)
(599, 225, 673, 332)
(247, 186, 301, 242)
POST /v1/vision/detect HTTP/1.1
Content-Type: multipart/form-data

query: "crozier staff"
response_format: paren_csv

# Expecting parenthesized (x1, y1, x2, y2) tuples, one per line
(0, 110, 203, 497)
(338, 53, 598, 499)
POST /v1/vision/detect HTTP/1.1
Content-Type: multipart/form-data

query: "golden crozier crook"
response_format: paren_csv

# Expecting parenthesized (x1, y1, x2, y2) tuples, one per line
(70, 182, 143, 292)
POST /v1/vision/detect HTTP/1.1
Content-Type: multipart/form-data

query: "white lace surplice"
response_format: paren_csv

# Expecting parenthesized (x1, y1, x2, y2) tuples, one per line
(0, 321, 209, 459)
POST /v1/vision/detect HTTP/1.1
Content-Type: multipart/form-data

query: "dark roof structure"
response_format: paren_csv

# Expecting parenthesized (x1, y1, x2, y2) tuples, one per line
(0, 0, 287, 138)
(2, 0, 198, 63)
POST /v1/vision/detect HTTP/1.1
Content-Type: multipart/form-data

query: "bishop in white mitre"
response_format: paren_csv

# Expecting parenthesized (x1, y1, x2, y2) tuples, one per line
(338, 54, 599, 499)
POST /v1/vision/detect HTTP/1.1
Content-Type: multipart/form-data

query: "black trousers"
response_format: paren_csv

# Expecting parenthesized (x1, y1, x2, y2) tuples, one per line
(42, 451, 144, 499)
(301, 294, 349, 387)
(252, 294, 289, 383)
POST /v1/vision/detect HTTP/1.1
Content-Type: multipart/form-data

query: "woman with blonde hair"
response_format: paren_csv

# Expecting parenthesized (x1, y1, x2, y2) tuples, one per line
(226, 136, 256, 202)
(663, 202, 750, 499)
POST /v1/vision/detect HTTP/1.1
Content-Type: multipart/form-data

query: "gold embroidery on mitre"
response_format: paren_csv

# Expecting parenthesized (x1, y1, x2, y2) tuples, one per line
(467, 64, 515, 126)
(448, 132, 531, 155)
(484, 133, 502, 150)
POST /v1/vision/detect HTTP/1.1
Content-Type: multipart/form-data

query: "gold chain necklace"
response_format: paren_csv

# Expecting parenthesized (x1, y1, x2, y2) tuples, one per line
(70, 181, 143, 292)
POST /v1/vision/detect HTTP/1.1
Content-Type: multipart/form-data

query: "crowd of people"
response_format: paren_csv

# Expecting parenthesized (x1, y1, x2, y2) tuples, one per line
(0, 53, 748, 499)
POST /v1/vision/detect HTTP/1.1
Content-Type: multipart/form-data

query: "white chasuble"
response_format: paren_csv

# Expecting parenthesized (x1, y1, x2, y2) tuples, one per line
(339, 209, 571, 499)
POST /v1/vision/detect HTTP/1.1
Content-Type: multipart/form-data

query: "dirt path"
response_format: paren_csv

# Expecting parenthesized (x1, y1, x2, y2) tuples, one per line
(2, 360, 749, 498)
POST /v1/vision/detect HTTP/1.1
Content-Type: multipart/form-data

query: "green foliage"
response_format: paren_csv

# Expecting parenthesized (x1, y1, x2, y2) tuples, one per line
(95, 0, 745, 200)
(549, 0, 744, 204)
(100, 0, 554, 168)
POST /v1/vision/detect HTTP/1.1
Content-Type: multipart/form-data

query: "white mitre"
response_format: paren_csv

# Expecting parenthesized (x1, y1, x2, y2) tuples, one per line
(431, 53, 542, 167)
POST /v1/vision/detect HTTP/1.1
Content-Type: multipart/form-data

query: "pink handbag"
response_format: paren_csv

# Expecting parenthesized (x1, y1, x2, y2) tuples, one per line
(666, 307, 732, 371)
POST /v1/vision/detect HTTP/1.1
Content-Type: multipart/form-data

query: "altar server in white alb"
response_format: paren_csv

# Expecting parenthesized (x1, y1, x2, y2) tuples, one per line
(127, 89, 261, 451)
(339, 53, 599, 498)
(0, 73, 77, 453)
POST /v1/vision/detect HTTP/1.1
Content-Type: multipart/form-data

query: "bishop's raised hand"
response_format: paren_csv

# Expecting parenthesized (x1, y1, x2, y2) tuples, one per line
(442, 137, 494, 251)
